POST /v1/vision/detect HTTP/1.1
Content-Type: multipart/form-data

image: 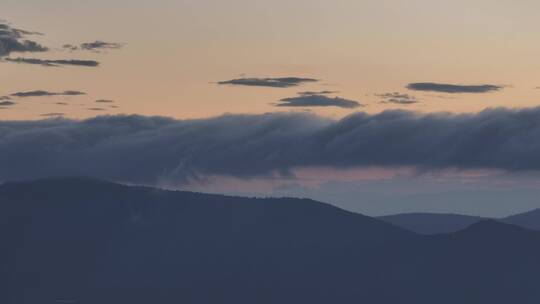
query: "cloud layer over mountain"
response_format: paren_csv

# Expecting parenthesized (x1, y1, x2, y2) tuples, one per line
(2, 107, 540, 184)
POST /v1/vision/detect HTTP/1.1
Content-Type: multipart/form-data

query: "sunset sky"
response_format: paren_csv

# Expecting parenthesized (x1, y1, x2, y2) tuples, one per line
(3, 0, 540, 216)
(3, 0, 540, 119)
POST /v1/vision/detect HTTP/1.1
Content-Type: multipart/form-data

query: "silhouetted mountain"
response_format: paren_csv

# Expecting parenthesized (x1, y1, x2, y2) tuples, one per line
(503, 208, 540, 231)
(378, 213, 485, 234)
(2, 178, 540, 304)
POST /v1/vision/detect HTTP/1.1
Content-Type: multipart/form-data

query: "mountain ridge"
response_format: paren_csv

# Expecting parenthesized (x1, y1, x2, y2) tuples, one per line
(2, 177, 540, 304)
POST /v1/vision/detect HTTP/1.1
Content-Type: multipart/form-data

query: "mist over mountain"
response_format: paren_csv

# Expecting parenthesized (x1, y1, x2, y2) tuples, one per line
(378, 209, 540, 234)
(378, 213, 486, 234)
(2, 178, 540, 304)
(504, 209, 540, 231)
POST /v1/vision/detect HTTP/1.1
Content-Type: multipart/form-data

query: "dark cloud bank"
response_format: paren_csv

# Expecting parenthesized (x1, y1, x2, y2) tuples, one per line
(218, 77, 318, 88)
(2, 107, 540, 184)
(407, 82, 503, 93)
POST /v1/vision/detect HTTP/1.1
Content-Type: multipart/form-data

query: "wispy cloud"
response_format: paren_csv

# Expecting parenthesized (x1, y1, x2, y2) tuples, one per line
(1, 21, 106, 68)
(377, 92, 418, 105)
(0, 21, 48, 57)
(218, 77, 318, 88)
(0, 100, 15, 106)
(40, 112, 64, 117)
(407, 82, 503, 93)
(4, 57, 99, 67)
(80, 40, 123, 51)
(63, 41, 124, 52)
(297, 90, 339, 96)
(11, 90, 86, 97)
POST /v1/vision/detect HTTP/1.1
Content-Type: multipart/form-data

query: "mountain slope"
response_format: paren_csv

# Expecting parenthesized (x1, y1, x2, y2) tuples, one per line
(378, 213, 485, 234)
(2, 178, 540, 304)
(0, 178, 416, 303)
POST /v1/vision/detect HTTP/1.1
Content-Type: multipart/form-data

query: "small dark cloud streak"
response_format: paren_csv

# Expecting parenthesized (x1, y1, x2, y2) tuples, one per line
(277, 94, 362, 109)
(407, 82, 503, 93)
(298, 90, 339, 96)
(11, 90, 86, 97)
(63, 41, 123, 51)
(377, 92, 418, 105)
(218, 77, 318, 88)
(4, 57, 99, 67)
(80, 41, 123, 51)
(0, 101, 15, 106)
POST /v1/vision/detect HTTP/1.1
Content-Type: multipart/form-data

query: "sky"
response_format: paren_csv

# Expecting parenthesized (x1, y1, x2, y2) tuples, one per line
(2, 0, 540, 216)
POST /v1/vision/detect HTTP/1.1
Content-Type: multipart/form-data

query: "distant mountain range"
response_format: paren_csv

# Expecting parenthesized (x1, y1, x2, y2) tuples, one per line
(2, 178, 540, 303)
(379, 208, 540, 234)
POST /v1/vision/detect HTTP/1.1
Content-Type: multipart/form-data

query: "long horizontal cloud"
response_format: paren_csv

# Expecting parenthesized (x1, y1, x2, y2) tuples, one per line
(0, 22, 48, 57)
(277, 94, 362, 108)
(218, 77, 318, 88)
(11, 90, 86, 97)
(4, 57, 99, 67)
(407, 82, 503, 93)
(3, 107, 540, 184)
